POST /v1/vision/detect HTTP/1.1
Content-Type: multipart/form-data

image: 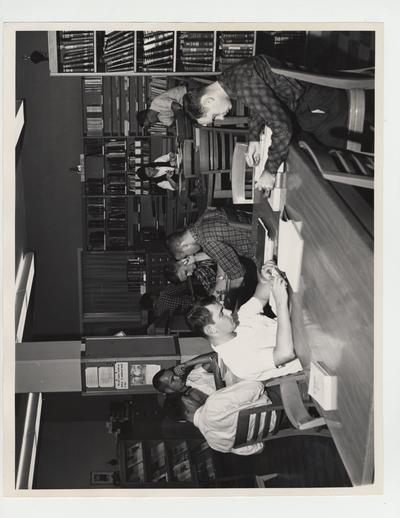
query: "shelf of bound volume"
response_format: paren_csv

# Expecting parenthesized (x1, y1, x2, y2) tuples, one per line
(82, 75, 177, 138)
(118, 438, 218, 488)
(48, 30, 257, 75)
(83, 135, 174, 251)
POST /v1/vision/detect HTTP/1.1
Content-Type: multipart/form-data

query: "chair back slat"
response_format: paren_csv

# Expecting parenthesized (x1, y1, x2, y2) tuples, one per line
(234, 404, 277, 448)
(235, 413, 251, 447)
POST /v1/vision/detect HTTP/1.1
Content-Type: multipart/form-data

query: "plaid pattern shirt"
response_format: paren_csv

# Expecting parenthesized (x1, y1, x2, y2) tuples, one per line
(190, 208, 256, 280)
(219, 55, 305, 175)
(154, 283, 193, 316)
(192, 260, 217, 295)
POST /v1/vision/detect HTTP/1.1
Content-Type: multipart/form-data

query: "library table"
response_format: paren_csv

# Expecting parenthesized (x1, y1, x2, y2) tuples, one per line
(253, 143, 374, 486)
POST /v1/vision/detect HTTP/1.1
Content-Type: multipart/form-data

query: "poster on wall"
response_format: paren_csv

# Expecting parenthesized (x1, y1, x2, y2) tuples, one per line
(82, 361, 164, 394)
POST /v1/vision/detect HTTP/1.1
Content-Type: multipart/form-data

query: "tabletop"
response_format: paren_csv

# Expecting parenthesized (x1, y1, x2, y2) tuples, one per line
(254, 143, 374, 486)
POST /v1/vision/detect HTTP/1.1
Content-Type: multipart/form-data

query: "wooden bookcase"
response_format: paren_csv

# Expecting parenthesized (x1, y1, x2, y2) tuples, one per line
(118, 438, 218, 488)
(48, 30, 257, 76)
(81, 75, 178, 252)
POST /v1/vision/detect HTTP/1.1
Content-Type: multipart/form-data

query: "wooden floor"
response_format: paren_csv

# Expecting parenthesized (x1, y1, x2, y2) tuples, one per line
(216, 435, 351, 488)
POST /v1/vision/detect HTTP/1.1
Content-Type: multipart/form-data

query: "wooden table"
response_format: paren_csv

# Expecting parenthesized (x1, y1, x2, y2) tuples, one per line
(254, 143, 374, 486)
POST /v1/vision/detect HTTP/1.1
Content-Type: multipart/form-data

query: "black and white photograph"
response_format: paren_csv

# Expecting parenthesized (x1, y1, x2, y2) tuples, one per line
(2, 10, 393, 507)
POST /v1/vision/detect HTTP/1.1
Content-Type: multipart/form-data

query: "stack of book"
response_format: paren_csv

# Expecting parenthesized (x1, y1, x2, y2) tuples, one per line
(83, 77, 103, 136)
(172, 457, 192, 482)
(140, 31, 175, 72)
(127, 255, 146, 292)
(57, 31, 95, 73)
(106, 198, 127, 249)
(218, 31, 255, 69)
(86, 195, 106, 251)
(101, 31, 135, 72)
(178, 31, 215, 72)
(128, 138, 151, 170)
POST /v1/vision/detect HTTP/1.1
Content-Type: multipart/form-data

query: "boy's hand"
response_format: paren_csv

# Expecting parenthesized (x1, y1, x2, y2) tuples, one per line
(256, 170, 276, 197)
(245, 141, 260, 166)
(258, 261, 279, 283)
(179, 255, 195, 266)
(173, 364, 186, 376)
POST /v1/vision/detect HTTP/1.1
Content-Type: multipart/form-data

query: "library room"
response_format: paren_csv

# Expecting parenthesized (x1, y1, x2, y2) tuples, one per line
(10, 27, 375, 491)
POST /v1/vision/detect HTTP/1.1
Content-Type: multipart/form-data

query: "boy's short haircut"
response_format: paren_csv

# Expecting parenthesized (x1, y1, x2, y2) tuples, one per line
(166, 230, 186, 257)
(183, 90, 207, 120)
(152, 368, 169, 392)
(135, 166, 148, 181)
(136, 109, 149, 126)
(163, 263, 181, 284)
(139, 293, 154, 310)
(186, 296, 217, 335)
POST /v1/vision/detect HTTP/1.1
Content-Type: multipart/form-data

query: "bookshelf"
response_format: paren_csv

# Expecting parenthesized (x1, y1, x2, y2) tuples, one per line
(118, 438, 218, 488)
(82, 75, 177, 252)
(83, 135, 176, 252)
(48, 30, 258, 76)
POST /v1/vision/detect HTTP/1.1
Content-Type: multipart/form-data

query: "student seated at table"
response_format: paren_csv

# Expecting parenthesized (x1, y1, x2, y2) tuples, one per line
(140, 281, 197, 319)
(166, 207, 256, 290)
(164, 259, 218, 297)
(183, 54, 349, 196)
(135, 152, 179, 191)
(137, 85, 187, 129)
(153, 353, 218, 399)
(186, 261, 302, 382)
(158, 377, 281, 456)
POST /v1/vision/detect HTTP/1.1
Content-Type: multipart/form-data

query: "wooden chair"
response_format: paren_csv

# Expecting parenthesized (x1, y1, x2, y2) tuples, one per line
(194, 125, 248, 204)
(231, 126, 286, 205)
(217, 361, 328, 449)
(234, 388, 328, 450)
(255, 474, 278, 487)
(298, 136, 374, 190)
(268, 58, 374, 152)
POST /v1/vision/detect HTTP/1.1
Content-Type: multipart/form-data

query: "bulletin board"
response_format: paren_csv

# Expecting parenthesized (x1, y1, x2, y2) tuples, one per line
(81, 335, 180, 395)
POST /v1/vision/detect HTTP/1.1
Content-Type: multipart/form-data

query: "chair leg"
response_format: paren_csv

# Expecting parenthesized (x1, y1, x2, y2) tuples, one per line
(255, 474, 278, 488)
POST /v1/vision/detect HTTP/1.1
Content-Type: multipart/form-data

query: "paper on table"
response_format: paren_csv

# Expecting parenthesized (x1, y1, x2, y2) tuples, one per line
(256, 217, 274, 266)
(278, 211, 304, 293)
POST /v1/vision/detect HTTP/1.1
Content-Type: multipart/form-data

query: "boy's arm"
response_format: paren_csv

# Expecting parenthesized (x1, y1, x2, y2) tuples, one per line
(173, 352, 217, 376)
(272, 277, 296, 367)
(171, 101, 183, 114)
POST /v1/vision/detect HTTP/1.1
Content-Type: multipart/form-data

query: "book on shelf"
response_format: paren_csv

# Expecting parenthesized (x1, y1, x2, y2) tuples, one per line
(179, 31, 214, 41)
(57, 31, 95, 73)
(172, 458, 191, 482)
(111, 77, 120, 135)
(142, 31, 174, 44)
(170, 441, 188, 459)
(126, 442, 144, 466)
(104, 31, 134, 50)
